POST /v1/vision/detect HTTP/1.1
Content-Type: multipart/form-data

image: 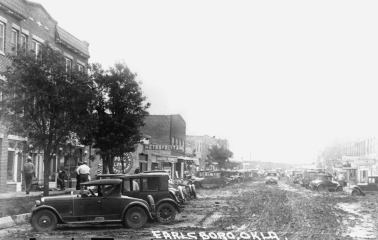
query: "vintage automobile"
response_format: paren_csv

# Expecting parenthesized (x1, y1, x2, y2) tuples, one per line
(120, 173, 182, 224)
(309, 173, 342, 192)
(237, 169, 253, 181)
(348, 176, 378, 196)
(30, 179, 153, 232)
(265, 172, 279, 184)
(190, 170, 230, 188)
(291, 171, 303, 184)
(300, 170, 318, 188)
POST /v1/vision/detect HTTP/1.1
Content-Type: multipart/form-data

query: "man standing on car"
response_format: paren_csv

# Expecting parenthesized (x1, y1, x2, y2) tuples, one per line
(23, 156, 35, 195)
(77, 161, 90, 187)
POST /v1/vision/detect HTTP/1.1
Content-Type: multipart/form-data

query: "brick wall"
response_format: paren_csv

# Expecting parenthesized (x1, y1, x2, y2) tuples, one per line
(0, 124, 8, 193)
(140, 115, 171, 145)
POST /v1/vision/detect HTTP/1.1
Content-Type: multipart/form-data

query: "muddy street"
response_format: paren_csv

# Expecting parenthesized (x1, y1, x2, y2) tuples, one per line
(1, 178, 377, 240)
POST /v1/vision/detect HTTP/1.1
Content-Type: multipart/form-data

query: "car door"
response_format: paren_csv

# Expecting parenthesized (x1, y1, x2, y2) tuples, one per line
(73, 185, 122, 221)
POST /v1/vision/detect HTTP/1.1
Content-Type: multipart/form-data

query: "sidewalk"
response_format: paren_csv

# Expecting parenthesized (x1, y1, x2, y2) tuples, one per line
(0, 188, 68, 230)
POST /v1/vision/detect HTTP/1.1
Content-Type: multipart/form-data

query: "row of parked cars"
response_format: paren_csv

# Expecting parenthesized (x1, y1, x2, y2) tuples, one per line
(189, 169, 257, 188)
(30, 171, 197, 232)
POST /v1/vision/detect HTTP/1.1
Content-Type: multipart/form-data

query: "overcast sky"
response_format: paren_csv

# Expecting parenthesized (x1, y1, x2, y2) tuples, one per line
(34, 0, 378, 164)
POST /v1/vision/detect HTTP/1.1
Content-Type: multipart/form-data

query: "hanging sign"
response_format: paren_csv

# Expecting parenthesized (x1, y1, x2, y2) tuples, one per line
(113, 153, 133, 174)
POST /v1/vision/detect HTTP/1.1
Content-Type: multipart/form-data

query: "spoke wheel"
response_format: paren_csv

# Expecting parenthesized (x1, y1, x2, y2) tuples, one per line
(124, 206, 147, 229)
(156, 203, 176, 224)
(31, 210, 58, 232)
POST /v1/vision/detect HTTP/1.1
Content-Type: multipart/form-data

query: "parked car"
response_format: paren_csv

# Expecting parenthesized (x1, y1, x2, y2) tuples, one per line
(300, 171, 318, 188)
(190, 170, 230, 188)
(348, 176, 378, 196)
(30, 179, 153, 232)
(120, 173, 182, 224)
(309, 173, 342, 192)
(265, 172, 279, 184)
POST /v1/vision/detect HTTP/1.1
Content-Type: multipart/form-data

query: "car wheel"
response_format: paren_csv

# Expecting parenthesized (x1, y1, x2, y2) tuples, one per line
(351, 189, 360, 196)
(124, 206, 148, 229)
(219, 181, 226, 188)
(31, 209, 58, 232)
(190, 184, 197, 199)
(156, 203, 176, 224)
(147, 195, 156, 213)
(317, 185, 326, 192)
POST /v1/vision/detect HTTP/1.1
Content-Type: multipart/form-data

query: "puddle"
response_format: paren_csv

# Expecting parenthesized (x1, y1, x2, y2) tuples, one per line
(336, 202, 377, 239)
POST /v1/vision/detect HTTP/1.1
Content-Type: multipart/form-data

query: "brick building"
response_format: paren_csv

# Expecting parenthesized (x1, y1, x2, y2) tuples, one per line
(139, 114, 187, 179)
(0, 0, 90, 192)
(185, 135, 229, 170)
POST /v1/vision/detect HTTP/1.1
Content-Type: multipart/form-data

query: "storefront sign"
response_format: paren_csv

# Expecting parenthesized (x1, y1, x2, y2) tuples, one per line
(157, 156, 178, 163)
(113, 153, 133, 174)
(145, 144, 184, 151)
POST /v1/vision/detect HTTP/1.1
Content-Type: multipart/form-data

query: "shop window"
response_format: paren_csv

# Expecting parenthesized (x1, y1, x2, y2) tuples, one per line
(7, 151, 15, 181)
(151, 162, 159, 170)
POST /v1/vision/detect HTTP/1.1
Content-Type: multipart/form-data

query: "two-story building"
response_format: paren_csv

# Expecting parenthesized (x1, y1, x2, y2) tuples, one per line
(0, 0, 90, 192)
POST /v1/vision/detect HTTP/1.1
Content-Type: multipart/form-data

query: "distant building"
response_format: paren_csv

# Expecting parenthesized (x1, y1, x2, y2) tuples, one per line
(185, 135, 229, 170)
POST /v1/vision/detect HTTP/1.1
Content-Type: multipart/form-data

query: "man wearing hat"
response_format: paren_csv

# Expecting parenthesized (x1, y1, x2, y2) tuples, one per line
(23, 156, 35, 194)
(77, 161, 90, 186)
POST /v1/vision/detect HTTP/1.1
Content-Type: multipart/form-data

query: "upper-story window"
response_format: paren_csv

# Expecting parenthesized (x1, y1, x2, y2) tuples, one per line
(11, 29, 18, 54)
(77, 64, 84, 72)
(20, 34, 27, 50)
(65, 58, 72, 73)
(0, 22, 5, 54)
(32, 40, 41, 57)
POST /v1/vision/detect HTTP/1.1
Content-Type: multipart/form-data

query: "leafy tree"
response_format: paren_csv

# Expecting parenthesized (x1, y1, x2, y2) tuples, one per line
(0, 44, 96, 196)
(209, 145, 233, 169)
(88, 62, 150, 174)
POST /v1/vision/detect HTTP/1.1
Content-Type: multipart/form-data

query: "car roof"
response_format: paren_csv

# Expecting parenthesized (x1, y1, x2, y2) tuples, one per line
(81, 179, 122, 185)
(97, 174, 126, 178)
(121, 173, 169, 178)
(368, 176, 378, 178)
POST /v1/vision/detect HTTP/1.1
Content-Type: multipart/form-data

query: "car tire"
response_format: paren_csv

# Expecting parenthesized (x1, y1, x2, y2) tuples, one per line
(156, 203, 176, 224)
(351, 189, 360, 196)
(317, 185, 326, 192)
(31, 209, 58, 232)
(219, 181, 226, 188)
(147, 195, 156, 213)
(124, 206, 148, 229)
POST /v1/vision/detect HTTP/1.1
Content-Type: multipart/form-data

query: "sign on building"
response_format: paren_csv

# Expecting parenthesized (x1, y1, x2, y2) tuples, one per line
(113, 153, 133, 174)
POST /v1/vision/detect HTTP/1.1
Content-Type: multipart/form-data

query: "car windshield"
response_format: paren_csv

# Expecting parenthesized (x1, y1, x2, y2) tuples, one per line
(316, 175, 326, 180)
(267, 173, 277, 177)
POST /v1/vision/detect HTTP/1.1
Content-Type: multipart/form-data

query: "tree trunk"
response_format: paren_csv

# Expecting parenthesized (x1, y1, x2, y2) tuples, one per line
(43, 149, 51, 196)
(108, 155, 114, 174)
(101, 154, 108, 174)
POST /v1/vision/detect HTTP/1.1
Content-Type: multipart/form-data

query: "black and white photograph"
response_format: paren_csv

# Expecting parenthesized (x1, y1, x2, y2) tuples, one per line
(0, 0, 377, 239)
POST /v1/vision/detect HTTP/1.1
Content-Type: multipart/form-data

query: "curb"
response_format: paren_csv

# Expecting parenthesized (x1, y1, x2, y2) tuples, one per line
(12, 213, 31, 224)
(0, 216, 15, 229)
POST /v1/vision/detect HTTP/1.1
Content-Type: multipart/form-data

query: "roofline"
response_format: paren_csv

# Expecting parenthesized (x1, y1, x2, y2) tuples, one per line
(25, 0, 57, 24)
(55, 25, 90, 58)
(0, 2, 27, 20)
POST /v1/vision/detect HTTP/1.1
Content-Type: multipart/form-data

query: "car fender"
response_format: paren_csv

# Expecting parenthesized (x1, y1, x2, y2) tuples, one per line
(122, 202, 153, 220)
(156, 198, 181, 213)
(30, 205, 66, 224)
(350, 185, 366, 196)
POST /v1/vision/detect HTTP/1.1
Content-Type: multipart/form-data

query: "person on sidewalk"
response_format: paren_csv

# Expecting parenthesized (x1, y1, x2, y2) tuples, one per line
(23, 156, 35, 195)
(75, 162, 83, 190)
(57, 169, 68, 191)
(77, 161, 90, 189)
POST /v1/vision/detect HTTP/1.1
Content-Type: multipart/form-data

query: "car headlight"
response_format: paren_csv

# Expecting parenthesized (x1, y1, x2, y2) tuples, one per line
(35, 200, 41, 206)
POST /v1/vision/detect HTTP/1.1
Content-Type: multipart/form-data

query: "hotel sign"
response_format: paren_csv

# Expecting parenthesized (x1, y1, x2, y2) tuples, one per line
(144, 144, 184, 151)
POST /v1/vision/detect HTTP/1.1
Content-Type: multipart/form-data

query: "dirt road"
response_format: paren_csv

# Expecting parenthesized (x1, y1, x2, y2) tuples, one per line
(1, 178, 377, 240)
